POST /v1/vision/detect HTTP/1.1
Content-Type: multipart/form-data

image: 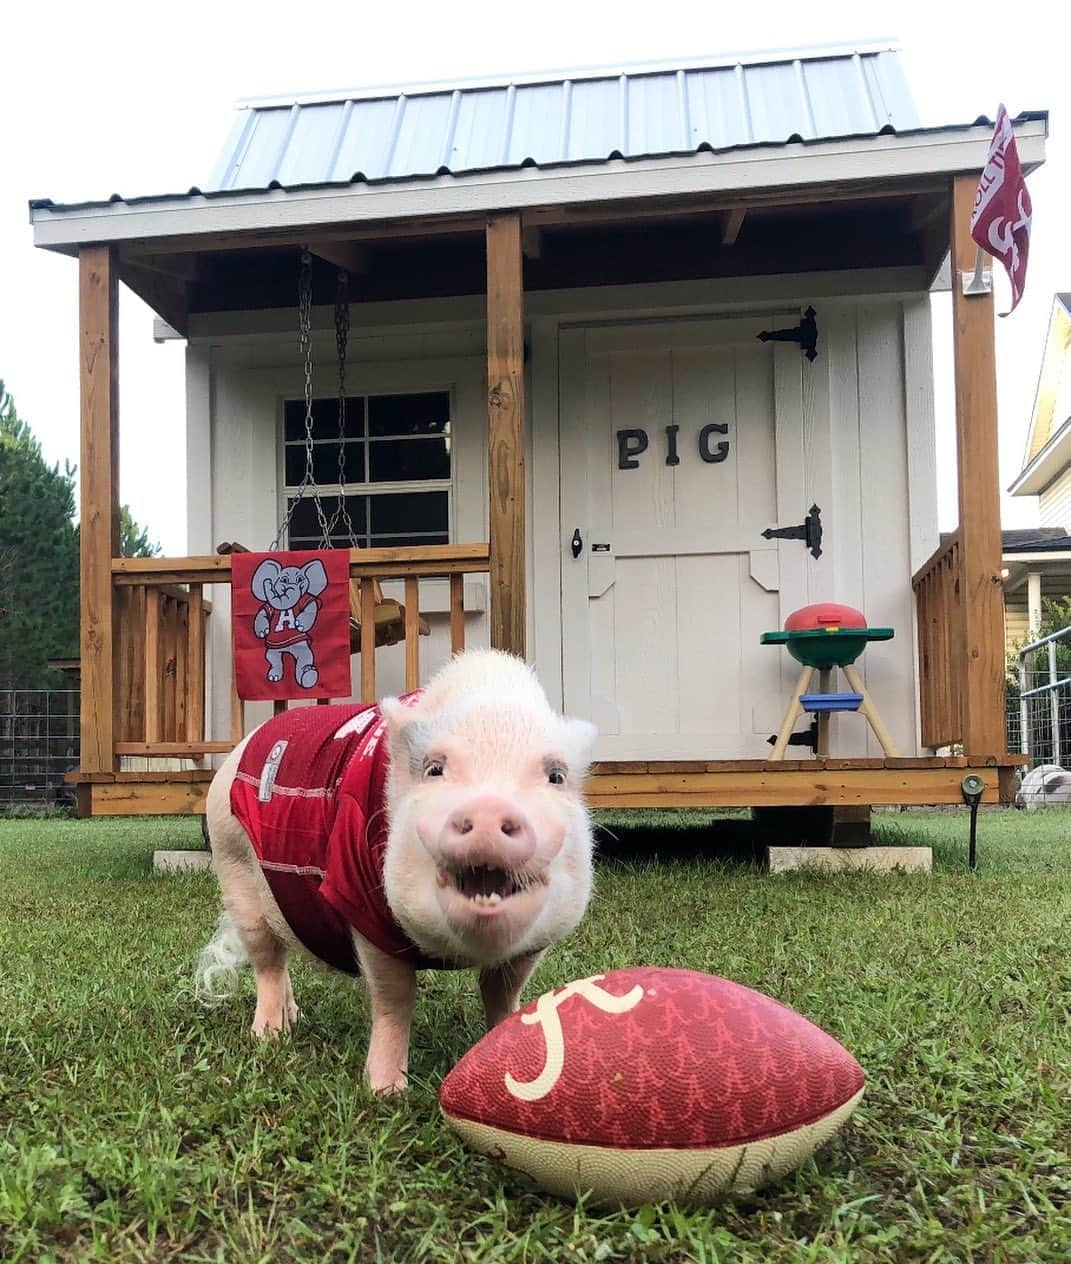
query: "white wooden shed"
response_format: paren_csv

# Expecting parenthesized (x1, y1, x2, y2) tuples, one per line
(29, 42, 1045, 813)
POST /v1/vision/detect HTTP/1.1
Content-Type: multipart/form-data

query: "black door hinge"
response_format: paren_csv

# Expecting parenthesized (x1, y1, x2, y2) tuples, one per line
(762, 503, 823, 559)
(757, 306, 818, 361)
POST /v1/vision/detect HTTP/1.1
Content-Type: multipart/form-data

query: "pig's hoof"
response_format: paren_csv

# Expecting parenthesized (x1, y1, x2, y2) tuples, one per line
(298, 665, 319, 689)
(366, 1062, 408, 1094)
(368, 1075, 408, 1095)
(266, 670, 283, 682)
(251, 1009, 291, 1039)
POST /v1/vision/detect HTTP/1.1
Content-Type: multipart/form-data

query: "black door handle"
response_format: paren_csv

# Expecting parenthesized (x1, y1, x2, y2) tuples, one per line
(571, 528, 583, 559)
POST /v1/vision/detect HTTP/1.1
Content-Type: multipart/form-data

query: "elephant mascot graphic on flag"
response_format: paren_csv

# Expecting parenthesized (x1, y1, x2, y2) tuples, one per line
(251, 557, 329, 689)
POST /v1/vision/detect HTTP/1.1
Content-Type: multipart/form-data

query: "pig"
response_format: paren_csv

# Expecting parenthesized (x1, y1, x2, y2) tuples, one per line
(197, 650, 597, 1092)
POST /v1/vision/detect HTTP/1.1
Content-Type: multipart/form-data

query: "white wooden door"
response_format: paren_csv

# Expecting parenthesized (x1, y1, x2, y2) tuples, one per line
(559, 316, 813, 760)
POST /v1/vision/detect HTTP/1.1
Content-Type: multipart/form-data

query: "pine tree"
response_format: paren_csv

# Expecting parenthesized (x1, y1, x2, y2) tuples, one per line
(0, 381, 162, 689)
(120, 504, 159, 559)
(0, 380, 80, 688)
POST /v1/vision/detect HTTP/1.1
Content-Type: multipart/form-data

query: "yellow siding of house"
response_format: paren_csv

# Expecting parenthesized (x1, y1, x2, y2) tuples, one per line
(1040, 466, 1071, 529)
(1004, 589, 1030, 657)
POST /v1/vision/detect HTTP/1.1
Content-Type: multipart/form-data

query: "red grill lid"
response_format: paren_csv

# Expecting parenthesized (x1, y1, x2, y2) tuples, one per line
(784, 602, 867, 632)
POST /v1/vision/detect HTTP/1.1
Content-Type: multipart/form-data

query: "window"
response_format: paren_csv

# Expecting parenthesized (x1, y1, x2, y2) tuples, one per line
(283, 391, 451, 549)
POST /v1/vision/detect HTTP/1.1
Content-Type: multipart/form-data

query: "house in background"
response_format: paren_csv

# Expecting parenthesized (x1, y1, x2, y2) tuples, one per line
(1005, 294, 1071, 651)
(29, 42, 1046, 814)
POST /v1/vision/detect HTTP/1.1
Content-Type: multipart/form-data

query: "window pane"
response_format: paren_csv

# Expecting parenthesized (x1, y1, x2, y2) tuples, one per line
(369, 438, 450, 483)
(368, 392, 450, 437)
(287, 494, 367, 541)
(284, 396, 365, 442)
(369, 491, 448, 535)
(372, 533, 449, 548)
(285, 443, 364, 487)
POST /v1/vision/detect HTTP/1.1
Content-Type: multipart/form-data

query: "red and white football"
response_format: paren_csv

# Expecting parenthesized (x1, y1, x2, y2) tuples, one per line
(440, 967, 865, 1205)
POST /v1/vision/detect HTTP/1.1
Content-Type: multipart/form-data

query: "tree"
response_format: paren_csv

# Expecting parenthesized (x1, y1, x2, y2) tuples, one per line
(120, 504, 159, 558)
(0, 380, 80, 688)
(0, 380, 160, 688)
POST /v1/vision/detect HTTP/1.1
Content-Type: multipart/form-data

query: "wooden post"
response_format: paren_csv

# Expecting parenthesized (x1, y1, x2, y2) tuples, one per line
(950, 175, 1006, 755)
(404, 576, 420, 691)
(449, 573, 465, 654)
(486, 214, 526, 657)
(79, 247, 120, 777)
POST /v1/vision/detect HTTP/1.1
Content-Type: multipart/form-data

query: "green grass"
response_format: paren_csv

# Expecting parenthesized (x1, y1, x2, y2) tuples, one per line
(1, 812, 1069, 1263)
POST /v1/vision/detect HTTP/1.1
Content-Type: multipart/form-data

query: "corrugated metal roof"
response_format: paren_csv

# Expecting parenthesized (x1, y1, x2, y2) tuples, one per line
(207, 44, 920, 193)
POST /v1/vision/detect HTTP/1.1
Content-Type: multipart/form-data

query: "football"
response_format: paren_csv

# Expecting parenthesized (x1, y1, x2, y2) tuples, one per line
(439, 967, 865, 1205)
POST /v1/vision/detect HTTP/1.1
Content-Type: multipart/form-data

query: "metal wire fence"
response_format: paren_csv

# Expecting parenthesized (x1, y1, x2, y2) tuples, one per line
(0, 689, 80, 808)
(1011, 627, 1071, 768)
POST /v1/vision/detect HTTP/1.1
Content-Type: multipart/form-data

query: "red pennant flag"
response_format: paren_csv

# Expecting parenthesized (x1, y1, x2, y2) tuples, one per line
(232, 550, 352, 701)
(969, 104, 1032, 315)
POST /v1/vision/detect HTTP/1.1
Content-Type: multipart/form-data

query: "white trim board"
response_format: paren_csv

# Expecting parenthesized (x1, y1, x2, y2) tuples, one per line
(32, 122, 1047, 251)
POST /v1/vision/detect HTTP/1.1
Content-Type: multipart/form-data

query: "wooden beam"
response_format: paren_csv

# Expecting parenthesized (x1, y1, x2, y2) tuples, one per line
(584, 765, 1005, 808)
(309, 241, 369, 273)
(124, 253, 203, 282)
(721, 206, 747, 245)
(111, 542, 491, 584)
(79, 247, 120, 775)
(119, 216, 489, 258)
(85, 779, 211, 816)
(118, 261, 190, 336)
(486, 214, 526, 657)
(950, 174, 1006, 756)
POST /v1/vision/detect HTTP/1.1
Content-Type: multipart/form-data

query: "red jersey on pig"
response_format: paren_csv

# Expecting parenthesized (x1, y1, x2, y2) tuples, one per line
(198, 651, 597, 1093)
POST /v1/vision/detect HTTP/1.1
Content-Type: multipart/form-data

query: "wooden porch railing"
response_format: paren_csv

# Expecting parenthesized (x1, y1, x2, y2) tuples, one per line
(110, 543, 491, 760)
(113, 582, 213, 757)
(912, 532, 963, 750)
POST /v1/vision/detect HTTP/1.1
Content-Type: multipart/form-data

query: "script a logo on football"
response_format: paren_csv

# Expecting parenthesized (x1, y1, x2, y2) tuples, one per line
(504, 975, 645, 1102)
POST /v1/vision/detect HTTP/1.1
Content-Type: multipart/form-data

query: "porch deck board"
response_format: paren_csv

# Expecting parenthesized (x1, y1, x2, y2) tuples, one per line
(67, 756, 1023, 815)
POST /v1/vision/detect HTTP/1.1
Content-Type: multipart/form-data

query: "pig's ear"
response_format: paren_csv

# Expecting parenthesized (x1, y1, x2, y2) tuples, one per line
(560, 716, 598, 776)
(381, 696, 432, 780)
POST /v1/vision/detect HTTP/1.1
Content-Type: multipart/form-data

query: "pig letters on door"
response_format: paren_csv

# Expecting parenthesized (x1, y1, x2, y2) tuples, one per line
(617, 424, 730, 470)
(232, 549, 353, 701)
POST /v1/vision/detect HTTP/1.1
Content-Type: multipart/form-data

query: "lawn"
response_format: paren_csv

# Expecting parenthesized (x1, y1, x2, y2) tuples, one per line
(0, 810, 1069, 1263)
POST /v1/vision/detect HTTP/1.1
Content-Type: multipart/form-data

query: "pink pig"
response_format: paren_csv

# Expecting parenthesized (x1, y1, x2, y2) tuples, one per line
(198, 650, 597, 1092)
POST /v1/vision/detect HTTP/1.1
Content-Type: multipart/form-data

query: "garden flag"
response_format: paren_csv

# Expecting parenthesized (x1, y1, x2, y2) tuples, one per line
(232, 550, 352, 701)
(970, 104, 1032, 315)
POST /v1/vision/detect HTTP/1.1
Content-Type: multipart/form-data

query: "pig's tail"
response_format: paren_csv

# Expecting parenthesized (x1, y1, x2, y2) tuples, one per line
(195, 909, 249, 1005)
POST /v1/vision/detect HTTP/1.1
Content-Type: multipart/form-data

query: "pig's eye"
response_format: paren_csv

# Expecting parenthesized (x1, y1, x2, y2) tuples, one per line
(423, 758, 445, 779)
(547, 765, 567, 786)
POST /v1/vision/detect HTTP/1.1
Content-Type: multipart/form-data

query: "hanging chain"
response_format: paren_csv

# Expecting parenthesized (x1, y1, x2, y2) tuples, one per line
(271, 249, 332, 550)
(326, 268, 360, 547)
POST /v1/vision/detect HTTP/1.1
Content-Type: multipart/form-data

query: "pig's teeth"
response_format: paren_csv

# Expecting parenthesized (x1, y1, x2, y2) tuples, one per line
(471, 891, 503, 908)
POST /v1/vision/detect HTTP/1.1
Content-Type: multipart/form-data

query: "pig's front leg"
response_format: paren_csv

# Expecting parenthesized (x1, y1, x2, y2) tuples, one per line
(479, 950, 544, 1029)
(354, 936, 418, 1094)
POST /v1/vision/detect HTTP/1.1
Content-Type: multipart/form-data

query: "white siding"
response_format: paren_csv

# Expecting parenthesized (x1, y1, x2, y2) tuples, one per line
(188, 271, 937, 758)
(1040, 466, 1071, 529)
(824, 300, 925, 756)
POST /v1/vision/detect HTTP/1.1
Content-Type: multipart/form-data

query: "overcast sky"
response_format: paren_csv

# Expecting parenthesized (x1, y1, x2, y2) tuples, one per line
(1, 0, 1067, 553)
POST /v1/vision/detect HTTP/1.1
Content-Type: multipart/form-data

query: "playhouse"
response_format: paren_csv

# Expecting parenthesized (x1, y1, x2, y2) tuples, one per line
(29, 43, 1045, 814)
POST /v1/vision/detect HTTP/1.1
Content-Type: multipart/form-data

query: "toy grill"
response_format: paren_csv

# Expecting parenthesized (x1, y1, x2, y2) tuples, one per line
(761, 604, 897, 759)
(761, 602, 893, 669)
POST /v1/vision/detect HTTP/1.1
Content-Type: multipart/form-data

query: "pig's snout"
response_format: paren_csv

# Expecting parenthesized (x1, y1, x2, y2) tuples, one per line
(439, 796, 537, 870)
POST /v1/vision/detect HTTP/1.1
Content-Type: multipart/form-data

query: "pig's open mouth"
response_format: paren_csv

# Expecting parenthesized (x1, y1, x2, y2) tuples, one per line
(437, 864, 548, 909)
